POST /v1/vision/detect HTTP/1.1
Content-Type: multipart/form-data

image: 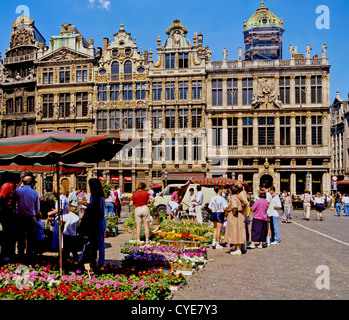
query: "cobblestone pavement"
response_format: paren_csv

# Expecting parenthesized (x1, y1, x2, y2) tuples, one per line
(106, 208, 349, 300)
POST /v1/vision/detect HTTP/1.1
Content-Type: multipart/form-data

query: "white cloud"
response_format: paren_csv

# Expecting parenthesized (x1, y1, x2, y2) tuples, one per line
(88, 0, 111, 11)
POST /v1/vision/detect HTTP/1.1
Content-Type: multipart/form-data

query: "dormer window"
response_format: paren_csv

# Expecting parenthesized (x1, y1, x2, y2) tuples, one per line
(179, 53, 188, 68)
(125, 48, 132, 55)
(112, 49, 119, 56)
(111, 61, 119, 74)
(165, 53, 175, 69)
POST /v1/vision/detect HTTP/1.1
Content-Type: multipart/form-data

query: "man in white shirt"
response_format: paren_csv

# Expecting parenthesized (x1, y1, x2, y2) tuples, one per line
(208, 186, 228, 249)
(195, 185, 204, 224)
(268, 186, 282, 245)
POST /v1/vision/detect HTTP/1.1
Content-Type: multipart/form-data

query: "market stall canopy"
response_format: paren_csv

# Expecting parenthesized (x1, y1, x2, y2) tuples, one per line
(0, 163, 86, 174)
(0, 131, 137, 165)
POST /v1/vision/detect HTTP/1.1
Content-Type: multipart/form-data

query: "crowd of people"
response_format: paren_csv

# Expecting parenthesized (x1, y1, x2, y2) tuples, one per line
(204, 183, 282, 256)
(1, 169, 348, 266)
(0, 170, 116, 268)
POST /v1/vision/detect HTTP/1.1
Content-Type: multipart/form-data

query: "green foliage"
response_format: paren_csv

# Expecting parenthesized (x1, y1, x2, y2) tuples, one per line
(101, 181, 112, 197)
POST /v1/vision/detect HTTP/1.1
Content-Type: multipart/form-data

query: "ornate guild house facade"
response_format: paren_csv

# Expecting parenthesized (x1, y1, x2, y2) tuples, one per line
(0, 2, 332, 195)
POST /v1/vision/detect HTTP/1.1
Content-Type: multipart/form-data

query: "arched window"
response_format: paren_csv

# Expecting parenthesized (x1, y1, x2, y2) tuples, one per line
(111, 61, 119, 74)
(124, 61, 132, 74)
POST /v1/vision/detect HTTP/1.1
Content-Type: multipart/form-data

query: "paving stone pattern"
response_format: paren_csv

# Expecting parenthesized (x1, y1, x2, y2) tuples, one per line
(107, 208, 349, 300)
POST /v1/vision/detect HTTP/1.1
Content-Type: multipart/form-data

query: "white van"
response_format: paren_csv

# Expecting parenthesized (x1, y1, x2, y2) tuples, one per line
(154, 183, 216, 217)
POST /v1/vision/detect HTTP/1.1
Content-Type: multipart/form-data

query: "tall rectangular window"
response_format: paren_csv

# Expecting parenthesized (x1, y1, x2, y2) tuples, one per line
(110, 85, 119, 101)
(122, 110, 134, 129)
(97, 110, 107, 131)
(279, 76, 290, 105)
(165, 54, 175, 69)
(27, 96, 35, 113)
(178, 137, 188, 161)
(152, 110, 162, 129)
(192, 137, 202, 161)
(42, 94, 54, 118)
(179, 81, 188, 100)
(136, 83, 146, 100)
(311, 76, 322, 104)
(166, 82, 175, 100)
(178, 109, 188, 128)
(192, 80, 202, 100)
(280, 116, 291, 146)
(123, 84, 133, 100)
(110, 110, 120, 130)
(227, 118, 238, 146)
(152, 138, 163, 162)
(191, 108, 202, 128)
(59, 67, 70, 83)
(295, 76, 307, 105)
(43, 68, 54, 84)
(258, 117, 275, 146)
(243, 117, 253, 146)
(136, 109, 146, 129)
(76, 92, 88, 117)
(242, 78, 253, 105)
(227, 79, 238, 106)
(59, 93, 70, 118)
(76, 66, 88, 83)
(212, 118, 223, 147)
(152, 82, 162, 101)
(212, 79, 222, 106)
(165, 110, 176, 129)
(179, 53, 188, 68)
(296, 116, 307, 146)
(98, 85, 107, 102)
(312, 116, 323, 145)
(165, 138, 175, 161)
(15, 97, 23, 113)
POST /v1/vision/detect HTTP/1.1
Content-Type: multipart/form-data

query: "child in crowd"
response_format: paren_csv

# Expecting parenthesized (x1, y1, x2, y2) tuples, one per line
(62, 205, 80, 262)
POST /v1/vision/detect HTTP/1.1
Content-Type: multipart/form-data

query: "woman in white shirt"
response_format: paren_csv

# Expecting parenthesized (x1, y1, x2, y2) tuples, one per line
(342, 193, 349, 216)
(313, 192, 325, 221)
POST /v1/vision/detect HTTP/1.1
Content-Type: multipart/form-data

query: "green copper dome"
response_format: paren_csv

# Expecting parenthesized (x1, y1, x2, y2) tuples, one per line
(244, 1, 284, 31)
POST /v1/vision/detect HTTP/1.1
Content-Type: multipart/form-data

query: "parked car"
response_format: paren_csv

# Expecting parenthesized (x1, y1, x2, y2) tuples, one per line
(154, 183, 216, 221)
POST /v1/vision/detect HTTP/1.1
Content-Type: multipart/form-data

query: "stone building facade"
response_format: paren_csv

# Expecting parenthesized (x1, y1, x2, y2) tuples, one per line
(330, 90, 349, 191)
(0, 3, 332, 196)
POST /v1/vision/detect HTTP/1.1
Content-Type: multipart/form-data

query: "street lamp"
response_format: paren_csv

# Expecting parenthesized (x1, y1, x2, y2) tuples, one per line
(164, 170, 169, 188)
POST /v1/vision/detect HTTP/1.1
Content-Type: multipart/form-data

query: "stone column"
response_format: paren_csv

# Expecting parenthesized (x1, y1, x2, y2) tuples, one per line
(275, 114, 280, 147)
(237, 115, 243, 148)
(306, 113, 312, 147)
(207, 79, 212, 107)
(222, 78, 227, 107)
(306, 75, 311, 105)
(290, 75, 296, 106)
(238, 78, 243, 106)
(290, 172, 296, 195)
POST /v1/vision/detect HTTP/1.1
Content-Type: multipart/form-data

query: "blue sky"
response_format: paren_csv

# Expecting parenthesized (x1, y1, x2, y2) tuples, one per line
(0, 0, 347, 102)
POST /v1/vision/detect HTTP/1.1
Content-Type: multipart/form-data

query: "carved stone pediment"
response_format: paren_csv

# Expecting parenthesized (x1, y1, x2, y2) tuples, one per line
(252, 77, 283, 110)
(37, 47, 92, 64)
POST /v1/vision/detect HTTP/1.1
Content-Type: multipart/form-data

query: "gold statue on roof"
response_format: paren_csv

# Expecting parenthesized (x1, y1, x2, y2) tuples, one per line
(60, 23, 75, 35)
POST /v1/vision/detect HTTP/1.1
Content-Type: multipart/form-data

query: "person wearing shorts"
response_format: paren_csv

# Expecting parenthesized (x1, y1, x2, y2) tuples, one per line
(130, 183, 155, 243)
(208, 186, 228, 249)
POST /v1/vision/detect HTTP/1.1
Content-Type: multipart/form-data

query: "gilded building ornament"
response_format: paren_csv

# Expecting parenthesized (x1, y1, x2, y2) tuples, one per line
(252, 77, 283, 109)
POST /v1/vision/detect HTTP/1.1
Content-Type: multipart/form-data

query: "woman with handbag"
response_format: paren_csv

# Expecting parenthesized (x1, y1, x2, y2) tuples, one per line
(79, 178, 106, 267)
